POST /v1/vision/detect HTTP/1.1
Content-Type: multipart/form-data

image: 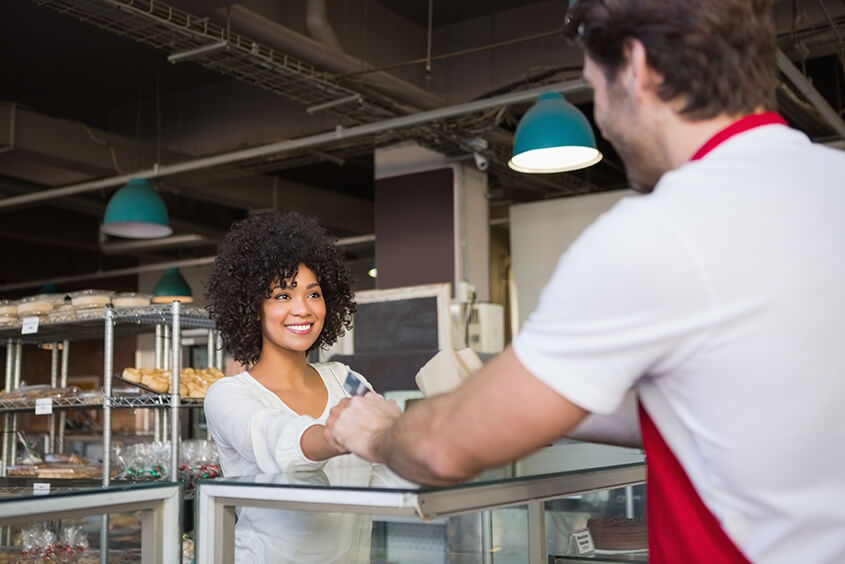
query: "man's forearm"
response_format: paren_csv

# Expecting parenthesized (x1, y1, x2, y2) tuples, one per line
(379, 393, 472, 486)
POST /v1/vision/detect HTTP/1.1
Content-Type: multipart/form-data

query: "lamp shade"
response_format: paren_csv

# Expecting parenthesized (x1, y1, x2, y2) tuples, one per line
(508, 92, 603, 174)
(101, 178, 172, 239)
(152, 268, 193, 304)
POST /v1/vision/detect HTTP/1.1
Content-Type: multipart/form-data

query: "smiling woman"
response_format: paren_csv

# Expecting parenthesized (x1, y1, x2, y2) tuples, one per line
(202, 211, 374, 564)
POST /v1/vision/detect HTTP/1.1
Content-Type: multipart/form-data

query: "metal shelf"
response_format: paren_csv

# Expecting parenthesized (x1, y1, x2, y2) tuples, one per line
(0, 394, 204, 412)
(0, 304, 214, 344)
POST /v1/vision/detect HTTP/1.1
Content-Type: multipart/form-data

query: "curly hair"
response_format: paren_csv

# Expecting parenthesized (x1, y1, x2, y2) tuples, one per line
(205, 211, 356, 367)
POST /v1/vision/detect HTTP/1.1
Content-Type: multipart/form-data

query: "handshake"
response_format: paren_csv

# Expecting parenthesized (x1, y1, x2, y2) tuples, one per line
(325, 372, 402, 463)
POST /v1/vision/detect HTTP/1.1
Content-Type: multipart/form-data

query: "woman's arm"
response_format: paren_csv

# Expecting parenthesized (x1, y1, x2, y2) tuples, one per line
(300, 424, 347, 460)
(205, 380, 336, 473)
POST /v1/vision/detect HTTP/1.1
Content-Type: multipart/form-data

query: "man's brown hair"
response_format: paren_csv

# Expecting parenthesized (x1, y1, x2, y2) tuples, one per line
(563, 0, 778, 119)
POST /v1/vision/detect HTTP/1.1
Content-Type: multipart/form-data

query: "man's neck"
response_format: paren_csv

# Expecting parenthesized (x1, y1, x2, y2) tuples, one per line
(657, 109, 738, 169)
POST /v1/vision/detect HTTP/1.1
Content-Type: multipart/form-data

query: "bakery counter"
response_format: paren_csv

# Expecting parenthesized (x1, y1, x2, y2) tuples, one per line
(196, 449, 646, 564)
(0, 479, 181, 564)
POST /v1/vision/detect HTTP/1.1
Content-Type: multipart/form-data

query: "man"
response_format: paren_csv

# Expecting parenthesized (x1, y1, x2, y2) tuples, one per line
(327, 1, 845, 562)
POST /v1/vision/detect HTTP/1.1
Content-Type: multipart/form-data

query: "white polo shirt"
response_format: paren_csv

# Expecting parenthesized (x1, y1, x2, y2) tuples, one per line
(514, 122, 845, 563)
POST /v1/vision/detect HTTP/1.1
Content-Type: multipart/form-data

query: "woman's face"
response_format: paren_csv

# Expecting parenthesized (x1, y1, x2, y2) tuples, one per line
(260, 263, 326, 355)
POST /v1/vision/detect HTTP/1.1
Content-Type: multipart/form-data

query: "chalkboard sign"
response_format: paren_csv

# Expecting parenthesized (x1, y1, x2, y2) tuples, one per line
(324, 283, 452, 392)
(353, 297, 439, 354)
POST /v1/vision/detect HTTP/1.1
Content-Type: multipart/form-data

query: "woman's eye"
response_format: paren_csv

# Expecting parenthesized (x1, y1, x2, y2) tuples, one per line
(274, 293, 290, 301)
(309, 291, 322, 299)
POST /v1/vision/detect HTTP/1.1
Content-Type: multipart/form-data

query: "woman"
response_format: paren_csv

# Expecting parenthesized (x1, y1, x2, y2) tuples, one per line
(204, 211, 373, 563)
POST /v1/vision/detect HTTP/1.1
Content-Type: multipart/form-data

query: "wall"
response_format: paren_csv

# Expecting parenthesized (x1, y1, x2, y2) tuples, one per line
(509, 190, 634, 331)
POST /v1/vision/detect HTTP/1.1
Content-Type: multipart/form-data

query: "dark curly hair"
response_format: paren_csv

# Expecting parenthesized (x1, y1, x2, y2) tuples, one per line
(205, 211, 355, 367)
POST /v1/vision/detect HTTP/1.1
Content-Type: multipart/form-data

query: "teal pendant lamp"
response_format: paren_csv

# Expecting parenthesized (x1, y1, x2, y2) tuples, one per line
(101, 178, 172, 238)
(152, 268, 193, 304)
(508, 92, 603, 174)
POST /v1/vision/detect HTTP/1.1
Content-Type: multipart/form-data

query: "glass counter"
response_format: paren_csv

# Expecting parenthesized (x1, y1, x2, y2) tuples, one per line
(0, 479, 181, 564)
(196, 445, 646, 564)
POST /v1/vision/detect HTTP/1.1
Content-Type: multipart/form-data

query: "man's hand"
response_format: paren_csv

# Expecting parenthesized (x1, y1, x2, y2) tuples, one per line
(326, 394, 402, 463)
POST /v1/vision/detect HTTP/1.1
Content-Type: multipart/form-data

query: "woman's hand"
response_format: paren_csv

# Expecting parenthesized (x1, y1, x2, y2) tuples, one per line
(326, 394, 402, 463)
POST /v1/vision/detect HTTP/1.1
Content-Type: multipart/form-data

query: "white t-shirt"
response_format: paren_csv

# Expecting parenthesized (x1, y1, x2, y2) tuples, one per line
(204, 362, 373, 564)
(513, 124, 845, 563)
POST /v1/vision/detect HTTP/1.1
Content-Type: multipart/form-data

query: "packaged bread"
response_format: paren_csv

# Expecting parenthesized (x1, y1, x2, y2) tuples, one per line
(113, 292, 152, 308)
(17, 293, 63, 315)
(69, 289, 114, 309)
(0, 299, 16, 316)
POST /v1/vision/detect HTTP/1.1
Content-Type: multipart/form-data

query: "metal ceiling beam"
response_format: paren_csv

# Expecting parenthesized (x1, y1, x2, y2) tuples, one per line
(0, 79, 590, 210)
(777, 49, 845, 139)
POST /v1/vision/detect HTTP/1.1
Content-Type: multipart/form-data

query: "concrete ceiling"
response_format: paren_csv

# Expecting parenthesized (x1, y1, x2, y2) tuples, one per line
(0, 0, 843, 293)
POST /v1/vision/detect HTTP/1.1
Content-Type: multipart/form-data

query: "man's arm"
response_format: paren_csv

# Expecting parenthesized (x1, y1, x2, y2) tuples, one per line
(328, 345, 589, 485)
(565, 389, 642, 448)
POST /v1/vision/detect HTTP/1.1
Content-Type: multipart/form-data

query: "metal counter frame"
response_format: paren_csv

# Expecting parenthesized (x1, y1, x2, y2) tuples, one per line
(196, 463, 645, 564)
(0, 481, 181, 564)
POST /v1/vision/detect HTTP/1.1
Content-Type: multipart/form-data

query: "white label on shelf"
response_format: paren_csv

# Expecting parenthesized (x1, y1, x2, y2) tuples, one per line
(32, 482, 51, 495)
(571, 529, 595, 555)
(34, 398, 53, 415)
(21, 316, 39, 335)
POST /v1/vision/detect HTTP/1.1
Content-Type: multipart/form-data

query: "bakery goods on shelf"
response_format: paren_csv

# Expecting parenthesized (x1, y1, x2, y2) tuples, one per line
(121, 366, 225, 397)
(586, 516, 647, 551)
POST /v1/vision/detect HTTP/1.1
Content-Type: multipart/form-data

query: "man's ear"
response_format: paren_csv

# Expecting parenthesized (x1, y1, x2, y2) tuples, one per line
(624, 38, 662, 102)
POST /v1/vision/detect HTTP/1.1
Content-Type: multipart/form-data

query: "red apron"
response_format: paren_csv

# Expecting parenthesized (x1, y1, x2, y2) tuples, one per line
(640, 111, 787, 564)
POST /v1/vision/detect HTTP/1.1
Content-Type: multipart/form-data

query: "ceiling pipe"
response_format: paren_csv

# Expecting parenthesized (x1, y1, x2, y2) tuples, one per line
(1, 233, 377, 292)
(305, 0, 343, 52)
(0, 256, 217, 293)
(99, 234, 218, 255)
(0, 79, 589, 211)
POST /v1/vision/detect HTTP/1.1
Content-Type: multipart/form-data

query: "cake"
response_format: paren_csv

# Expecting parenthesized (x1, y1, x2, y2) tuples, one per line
(587, 516, 647, 550)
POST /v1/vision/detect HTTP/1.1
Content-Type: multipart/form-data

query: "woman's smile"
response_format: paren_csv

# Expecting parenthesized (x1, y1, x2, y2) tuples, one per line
(285, 322, 314, 335)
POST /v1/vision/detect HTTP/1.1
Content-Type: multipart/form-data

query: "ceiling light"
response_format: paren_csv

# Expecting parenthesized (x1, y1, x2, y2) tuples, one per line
(368, 267, 377, 279)
(508, 92, 602, 174)
(101, 178, 172, 239)
(152, 268, 193, 304)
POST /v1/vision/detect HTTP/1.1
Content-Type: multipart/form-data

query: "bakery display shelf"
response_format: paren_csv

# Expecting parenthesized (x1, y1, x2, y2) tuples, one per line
(111, 394, 203, 408)
(0, 305, 213, 343)
(0, 392, 203, 413)
(112, 375, 206, 407)
(0, 394, 104, 412)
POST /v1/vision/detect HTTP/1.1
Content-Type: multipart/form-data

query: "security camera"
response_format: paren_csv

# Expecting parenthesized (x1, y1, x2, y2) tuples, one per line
(473, 152, 489, 171)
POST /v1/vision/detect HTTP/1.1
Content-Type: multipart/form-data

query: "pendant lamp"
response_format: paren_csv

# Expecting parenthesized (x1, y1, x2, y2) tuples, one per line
(101, 178, 172, 239)
(508, 92, 603, 174)
(152, 268, 193, 304)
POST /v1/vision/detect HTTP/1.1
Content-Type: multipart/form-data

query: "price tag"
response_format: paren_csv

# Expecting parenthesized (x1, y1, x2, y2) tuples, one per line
(35, 398, 53, 415)
(21, 316, 39, 335)
(571, 529, 595, 555)
(32, 482, 51, 495)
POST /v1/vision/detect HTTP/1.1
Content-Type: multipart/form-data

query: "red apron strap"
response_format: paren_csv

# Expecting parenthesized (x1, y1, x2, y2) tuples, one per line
(639, 402, 751, 563)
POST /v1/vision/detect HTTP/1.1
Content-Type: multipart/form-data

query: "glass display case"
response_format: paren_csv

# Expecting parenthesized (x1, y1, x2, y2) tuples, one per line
(196, 445, 646, 564)
(0, 479, 181, 563)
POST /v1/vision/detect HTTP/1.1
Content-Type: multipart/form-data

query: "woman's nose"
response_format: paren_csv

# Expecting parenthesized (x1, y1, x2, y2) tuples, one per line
(290, 296, 311, 315)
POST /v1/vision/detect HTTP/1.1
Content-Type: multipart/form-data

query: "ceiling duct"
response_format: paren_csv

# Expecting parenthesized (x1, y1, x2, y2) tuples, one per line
(305, 0, 343, 53)
(221, 4, 444, 112)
